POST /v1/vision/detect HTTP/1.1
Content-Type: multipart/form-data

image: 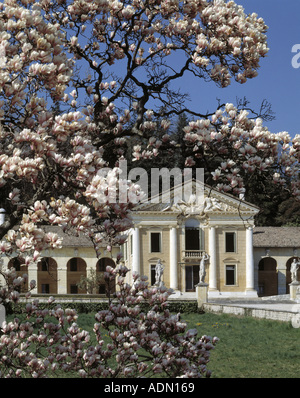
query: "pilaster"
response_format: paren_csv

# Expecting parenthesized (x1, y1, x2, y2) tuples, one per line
(245, 226, 257, 296)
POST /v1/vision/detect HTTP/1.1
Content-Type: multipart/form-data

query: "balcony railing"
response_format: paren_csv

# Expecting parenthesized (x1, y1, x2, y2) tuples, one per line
(182, 250, 205, 259)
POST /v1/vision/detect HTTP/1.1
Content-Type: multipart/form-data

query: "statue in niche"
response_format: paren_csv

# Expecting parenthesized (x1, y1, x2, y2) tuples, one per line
(155, 259, 164, 287)
(291, 258, 300, 283)
(198, 252, 210, 285)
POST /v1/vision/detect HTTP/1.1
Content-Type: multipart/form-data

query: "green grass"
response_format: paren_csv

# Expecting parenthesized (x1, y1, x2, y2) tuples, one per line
(76, 311, 300, 378)
(5, 311, 300, 378)
(183, 312, 300, 378)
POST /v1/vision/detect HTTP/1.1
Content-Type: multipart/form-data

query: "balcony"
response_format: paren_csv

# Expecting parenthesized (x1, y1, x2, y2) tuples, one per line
(182, 250, 205, 259)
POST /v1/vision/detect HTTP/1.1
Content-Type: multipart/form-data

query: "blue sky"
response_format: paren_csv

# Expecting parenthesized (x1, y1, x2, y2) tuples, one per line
(179, 0, 300, 138)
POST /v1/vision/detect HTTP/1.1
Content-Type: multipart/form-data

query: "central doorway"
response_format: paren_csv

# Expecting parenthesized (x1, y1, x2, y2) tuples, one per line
(185, 265, 199, 292)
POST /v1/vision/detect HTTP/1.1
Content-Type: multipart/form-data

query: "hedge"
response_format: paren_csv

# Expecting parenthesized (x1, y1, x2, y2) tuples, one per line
(7, 299, 201, 315)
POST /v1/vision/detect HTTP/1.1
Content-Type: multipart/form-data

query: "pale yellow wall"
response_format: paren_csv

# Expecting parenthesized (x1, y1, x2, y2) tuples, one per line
(140, 227, 171, 286)
(217, 228, 247, 293)
(135, 224, 249, 293)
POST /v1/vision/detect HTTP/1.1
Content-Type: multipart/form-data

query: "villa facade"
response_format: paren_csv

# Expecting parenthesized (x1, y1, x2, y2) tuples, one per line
(1, 182, 300, 299)
(122, 182, 260, 299)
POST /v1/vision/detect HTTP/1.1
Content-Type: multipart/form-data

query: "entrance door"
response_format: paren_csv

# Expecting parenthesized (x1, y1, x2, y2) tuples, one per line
(185, 265, 199, 292)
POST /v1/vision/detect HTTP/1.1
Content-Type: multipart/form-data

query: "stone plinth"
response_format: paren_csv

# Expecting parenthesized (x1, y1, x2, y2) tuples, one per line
(289, 281, 300, 300)
(296, 285, 300, 303)
(196, 283, 208, 308)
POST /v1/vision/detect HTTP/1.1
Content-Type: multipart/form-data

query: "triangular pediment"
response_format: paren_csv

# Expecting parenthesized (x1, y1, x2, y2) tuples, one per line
(134, 179, 259, 216)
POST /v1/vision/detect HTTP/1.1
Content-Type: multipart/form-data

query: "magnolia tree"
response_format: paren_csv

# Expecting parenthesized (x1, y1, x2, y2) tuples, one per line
(0, 0, 299, 378)
(0, 265, 219, 378)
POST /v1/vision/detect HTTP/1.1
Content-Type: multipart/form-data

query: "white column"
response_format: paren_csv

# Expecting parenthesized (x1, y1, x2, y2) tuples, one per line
(132, 227, 140, 276)
(170, 226, 178, 290)
(209, 226, 217, 291)
(0, 303, 5, 326)
(0, 257, 5, 289)
(28, 264, 38, 294)
(246, 226, 257, 295)
(86, 262, 97, 294)
(57, 263, 67, 294)
(0, 208, 5, 225)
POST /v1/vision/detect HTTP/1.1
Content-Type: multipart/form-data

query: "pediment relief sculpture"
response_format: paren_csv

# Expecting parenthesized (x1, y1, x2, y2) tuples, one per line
(136, 183, 259, 217)
(163, 195, 239, 216)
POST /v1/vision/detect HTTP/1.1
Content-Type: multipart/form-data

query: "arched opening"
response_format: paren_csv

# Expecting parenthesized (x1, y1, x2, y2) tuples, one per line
(67, 257, 87, 294)
(37, 257, 58, 294)
(286, 257, 300, 292)
(7, 257, 28, 292)
(258, 257, 278, 297)
(96, 257, 116, 296)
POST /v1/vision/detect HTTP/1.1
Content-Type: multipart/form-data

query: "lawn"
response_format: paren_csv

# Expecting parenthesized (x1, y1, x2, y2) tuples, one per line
(77, 311, 300, 378)
(5, 310, 300, 378)
(182, 312, 300, 378)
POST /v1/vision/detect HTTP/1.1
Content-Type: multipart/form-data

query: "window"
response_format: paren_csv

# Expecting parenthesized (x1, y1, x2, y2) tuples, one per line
(185, 228, 200, 250)
(123, 242, 127, 260)
(150, 264, 156, 285)
(41, 284, 50, 294)
(99, 284, 106, 294)
(150, 232, 161, 253)
(185, 227, 205, 251)
(70, 284, 78, 294)
(225, 232, 236, 252)
(225, 265, 236, 285)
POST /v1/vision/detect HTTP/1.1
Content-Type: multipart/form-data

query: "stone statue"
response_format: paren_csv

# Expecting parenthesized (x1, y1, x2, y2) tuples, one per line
(199, 252, 210, 284)
(291, 259, 300, 283)
(204, 197, 223, 213)
(155, 259, 164, 286)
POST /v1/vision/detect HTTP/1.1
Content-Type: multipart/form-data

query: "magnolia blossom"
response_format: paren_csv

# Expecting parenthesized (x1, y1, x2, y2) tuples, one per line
(0, 266, 218, 378)
(0, 0, 298, 379)
(180, 103, 300, 198)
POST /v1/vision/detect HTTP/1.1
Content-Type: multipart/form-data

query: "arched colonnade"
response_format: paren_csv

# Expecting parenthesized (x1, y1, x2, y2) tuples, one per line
(257, 256, 300, 296)
(7, 256, 116, 295)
